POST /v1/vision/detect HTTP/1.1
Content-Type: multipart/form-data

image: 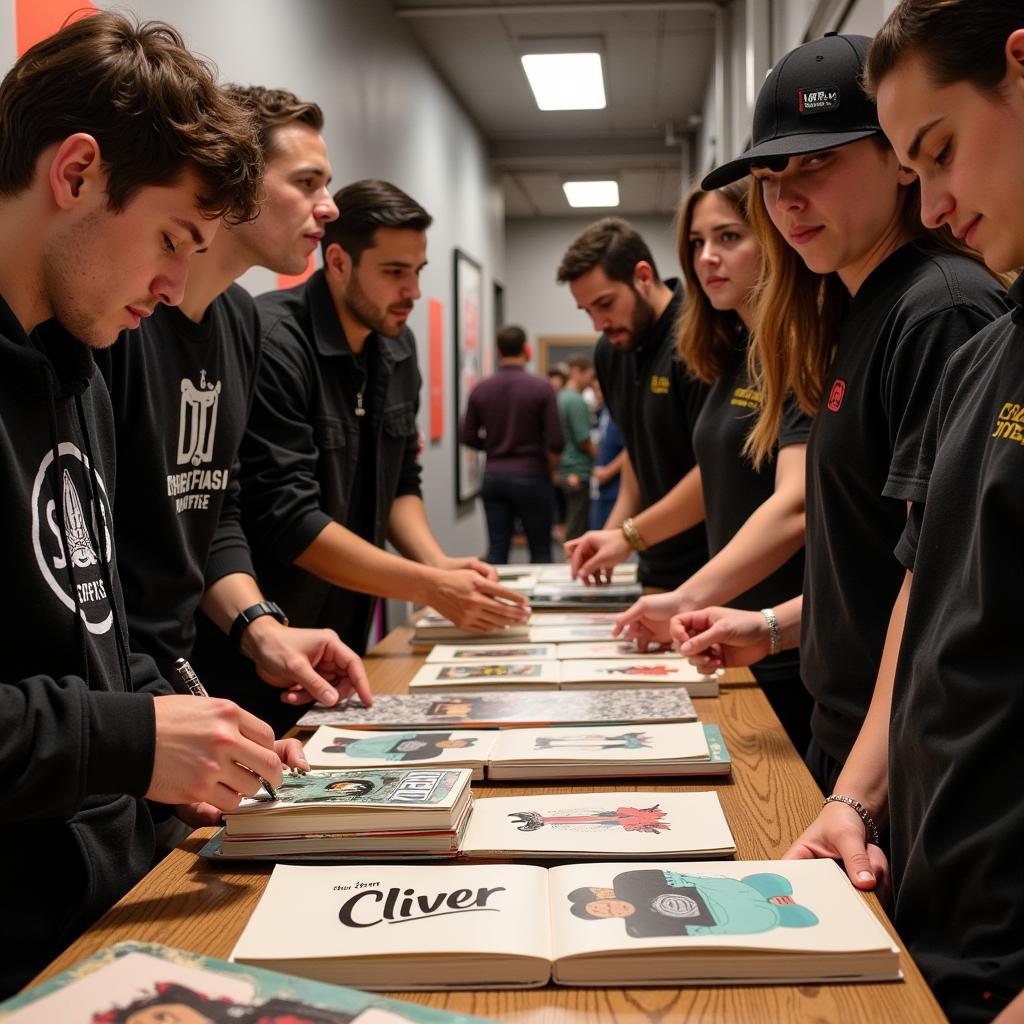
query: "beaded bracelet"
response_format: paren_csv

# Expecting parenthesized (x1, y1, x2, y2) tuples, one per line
(759, 607, 780, 655)
(824, 794, 881, 846)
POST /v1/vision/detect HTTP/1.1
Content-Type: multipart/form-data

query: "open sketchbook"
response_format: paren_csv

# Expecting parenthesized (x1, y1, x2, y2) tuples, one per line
(301, 722, 732, 780)
(408, 659, 719, 697)
(0, 941, 491, 1023)
(297, 689, 697, 731)
(231, 860, 902, 990)
(209, 790, 734, 862)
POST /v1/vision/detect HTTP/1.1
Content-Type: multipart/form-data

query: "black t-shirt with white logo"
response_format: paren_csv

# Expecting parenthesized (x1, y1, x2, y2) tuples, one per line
(692, 336, 810, 681)
(890, 276, 1024, 1021)
(801, 244, 1007, 764)
(595, 280, 709, 589)
(97, 283, 260, 680)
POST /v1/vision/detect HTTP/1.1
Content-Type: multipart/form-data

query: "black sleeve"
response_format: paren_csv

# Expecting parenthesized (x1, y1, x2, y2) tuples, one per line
(239, 318, 333, 566)
(0, 676, 156, 821)
(895, 501, 924, 572)
(882, 303, 998, 503)
(676, 361, 709, 434)
(778, 394, 813, 448)
(395, 363, 423, 500)
(205, 304, 263, 588)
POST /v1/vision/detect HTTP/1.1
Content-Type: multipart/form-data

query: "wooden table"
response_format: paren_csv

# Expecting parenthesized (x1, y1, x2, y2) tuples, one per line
(31, 625, 947, 1023)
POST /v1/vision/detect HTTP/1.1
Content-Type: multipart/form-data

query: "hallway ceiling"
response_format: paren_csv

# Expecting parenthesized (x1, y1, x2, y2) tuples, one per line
(394, 0, 719, 217)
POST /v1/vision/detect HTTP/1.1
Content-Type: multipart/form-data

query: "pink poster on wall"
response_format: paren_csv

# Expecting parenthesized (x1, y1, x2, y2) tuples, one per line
(428, 298, 444, 442)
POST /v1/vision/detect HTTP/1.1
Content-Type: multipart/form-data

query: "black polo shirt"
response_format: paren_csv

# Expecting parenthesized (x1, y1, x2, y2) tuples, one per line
(595, 279, 709, 589)
(889, 274, 1024, 1023)
(800, 244, 1007, 765)
(692, 335, 810, 682)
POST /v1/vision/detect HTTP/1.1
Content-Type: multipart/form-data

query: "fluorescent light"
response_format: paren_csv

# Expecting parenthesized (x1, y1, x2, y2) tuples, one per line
(563, 180, 620, 208)
(521, 52, 606, 111)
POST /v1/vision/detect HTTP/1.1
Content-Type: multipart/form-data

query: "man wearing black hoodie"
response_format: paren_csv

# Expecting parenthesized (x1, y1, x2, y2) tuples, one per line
(0, 13, 296, 996)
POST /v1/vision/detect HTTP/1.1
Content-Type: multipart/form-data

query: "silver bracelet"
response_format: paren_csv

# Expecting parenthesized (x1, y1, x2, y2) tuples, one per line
(760, 607, 780, 655)
(824, 794, 881, 846)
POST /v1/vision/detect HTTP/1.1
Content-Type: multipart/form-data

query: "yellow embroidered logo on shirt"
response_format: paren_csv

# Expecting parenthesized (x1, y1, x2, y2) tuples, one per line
(991, 402, 1024, 445)
(730, 386, 762, 411)
(650, 374, 670, 395)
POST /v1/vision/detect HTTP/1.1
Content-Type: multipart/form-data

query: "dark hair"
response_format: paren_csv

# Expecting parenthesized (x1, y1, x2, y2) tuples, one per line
(0, 11, 262, 224)
(224, 84, 324, 157)
(322, 178, 432, 264)
(496, 324, 527, 357)
(547, 365, 568, 383)
(557, 217, 660, 285)
(866, 0, 1021, 98)
(567, 354, 593, 372)
(675, 179, 754, 383)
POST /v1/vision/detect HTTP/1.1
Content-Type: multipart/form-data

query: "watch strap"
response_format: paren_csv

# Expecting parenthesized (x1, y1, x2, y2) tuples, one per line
(230, 601, 288, 649)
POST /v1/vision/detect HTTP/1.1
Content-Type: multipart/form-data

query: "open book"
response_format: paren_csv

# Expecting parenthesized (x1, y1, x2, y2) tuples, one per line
(231, 860, 902, 990)
(408, 659, 719, 697)
(0, 941, 491, 1023)
(302, 722, 732, 781)
(297, 689, 697, 731)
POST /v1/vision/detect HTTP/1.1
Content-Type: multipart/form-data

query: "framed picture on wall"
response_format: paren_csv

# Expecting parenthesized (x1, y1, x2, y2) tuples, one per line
(539, 335, 598, 377)
(453, 248, 484, 504)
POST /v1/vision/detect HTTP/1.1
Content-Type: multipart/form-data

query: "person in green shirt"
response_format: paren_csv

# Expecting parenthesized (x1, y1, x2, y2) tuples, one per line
(557, 355, 596, 541)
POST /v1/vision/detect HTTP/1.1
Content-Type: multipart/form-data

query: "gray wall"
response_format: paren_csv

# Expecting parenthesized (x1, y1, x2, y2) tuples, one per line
(85, 0, 501, 558)
(504, 215, 681, 349)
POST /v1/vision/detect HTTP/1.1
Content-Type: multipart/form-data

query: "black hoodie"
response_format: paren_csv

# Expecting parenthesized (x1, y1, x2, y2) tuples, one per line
(0, 295, 172, 996)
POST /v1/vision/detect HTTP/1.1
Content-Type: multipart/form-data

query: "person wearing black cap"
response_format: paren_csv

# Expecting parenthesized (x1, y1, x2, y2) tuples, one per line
(783, 5, 1024, 1020)
(669, 32, 1007, 795)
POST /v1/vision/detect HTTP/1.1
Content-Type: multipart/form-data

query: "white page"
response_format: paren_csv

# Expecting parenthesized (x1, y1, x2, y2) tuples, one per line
(462, 791, 735, 858)
(530, 624, 620, 643)
(491, 722, 710, 764)
(409, 661, 561, 689)
(555, 641, 677, 660)
(548, 858, 900, 961)
(560, 659, 716, 686)
(232, 863, 553, 964)
(425, 643, 558, 664)
(303, 727, 500, 770)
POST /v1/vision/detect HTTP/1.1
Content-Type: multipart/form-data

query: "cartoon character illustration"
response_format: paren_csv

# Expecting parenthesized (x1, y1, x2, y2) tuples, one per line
(509, 805, 669, 833)
(273, 771, 402, 804)
(567, 869, 819, 937)
(436, 663, 540, 679)
(95, 980, 364, 1023)
(533, 732, 652, 751)
(599, 664, 676, 677)
(323, 732, 478, 762)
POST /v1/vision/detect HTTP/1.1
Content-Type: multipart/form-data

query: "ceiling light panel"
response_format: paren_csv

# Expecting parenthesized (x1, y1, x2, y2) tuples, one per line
(563, 180, 619, 208)
(521, 52, 606, 111)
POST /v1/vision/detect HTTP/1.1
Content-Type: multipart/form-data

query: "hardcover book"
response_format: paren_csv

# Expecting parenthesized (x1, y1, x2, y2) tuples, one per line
(230, 860, 902, 990)
(0, 941, 493, 1022)
(301, 722, 732, 781)
(297, 689, 698, 731)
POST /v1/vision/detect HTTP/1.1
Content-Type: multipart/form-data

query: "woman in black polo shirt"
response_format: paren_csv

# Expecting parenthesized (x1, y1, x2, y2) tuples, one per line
(612, 178, 813, 754)
(784, 5, 1024, 1020)
(670, 32, 1006, 795)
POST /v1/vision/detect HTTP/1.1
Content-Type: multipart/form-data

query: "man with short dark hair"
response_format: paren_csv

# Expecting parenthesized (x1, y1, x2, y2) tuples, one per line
(202, 180, 528, 733)
(102, 86, 371, 721)
(557, 354, 597, 542)
(0, 12, 290, 995)
(460, 323, 564, 563)
(558, 217, 709, 588)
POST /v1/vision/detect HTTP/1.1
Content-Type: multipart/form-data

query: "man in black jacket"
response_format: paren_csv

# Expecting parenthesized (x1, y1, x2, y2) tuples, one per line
(0, 13, 302, 996)
(101, 86, 371, 717)
(199, 181, 527, 733)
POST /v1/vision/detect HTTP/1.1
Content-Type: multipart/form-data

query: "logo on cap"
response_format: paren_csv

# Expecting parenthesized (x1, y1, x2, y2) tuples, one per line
(798, 87, 840, 114)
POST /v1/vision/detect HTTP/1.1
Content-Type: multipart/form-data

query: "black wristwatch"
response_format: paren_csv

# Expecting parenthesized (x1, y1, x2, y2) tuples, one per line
(230, 600, 288, 648)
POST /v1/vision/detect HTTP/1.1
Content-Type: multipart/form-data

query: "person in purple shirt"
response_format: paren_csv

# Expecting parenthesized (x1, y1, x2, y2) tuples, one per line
(460, 325, 565, 563)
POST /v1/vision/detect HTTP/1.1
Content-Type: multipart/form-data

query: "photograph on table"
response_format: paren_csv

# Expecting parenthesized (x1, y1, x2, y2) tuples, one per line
(425, 643, 557, 663)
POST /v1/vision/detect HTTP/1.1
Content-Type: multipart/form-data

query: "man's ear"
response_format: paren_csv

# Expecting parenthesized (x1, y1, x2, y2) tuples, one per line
(633, 260, 655, 295)
(47, 134, 103, 210)
(1006, 28, 1024, 70)
(323, 241, 352, 283)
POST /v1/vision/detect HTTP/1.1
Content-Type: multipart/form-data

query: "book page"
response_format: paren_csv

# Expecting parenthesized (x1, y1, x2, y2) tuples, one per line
(303, 728, 500, 770)
(462, 792, 735, 858)
(529, 613, 621, 627)
(555, 641, 678, 660)
(409, 661, 561, 689)
(491, 723, 710, 765)
(426, 643, 558, 663)
(529, 624, 619, 643)
(560, 659, 716, 686)
(231, 864, 553, 965)
(547, 859, 900, 961)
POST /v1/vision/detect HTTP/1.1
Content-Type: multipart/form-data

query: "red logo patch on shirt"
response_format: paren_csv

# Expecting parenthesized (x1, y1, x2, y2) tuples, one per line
(827, 378, 846, 412)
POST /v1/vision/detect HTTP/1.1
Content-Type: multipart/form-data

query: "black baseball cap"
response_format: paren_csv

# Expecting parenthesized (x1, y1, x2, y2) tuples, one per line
(702, 33, 882, 190)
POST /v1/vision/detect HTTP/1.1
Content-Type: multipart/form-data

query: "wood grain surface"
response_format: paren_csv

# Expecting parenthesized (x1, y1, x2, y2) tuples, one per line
(30, 623, 947, 1023)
